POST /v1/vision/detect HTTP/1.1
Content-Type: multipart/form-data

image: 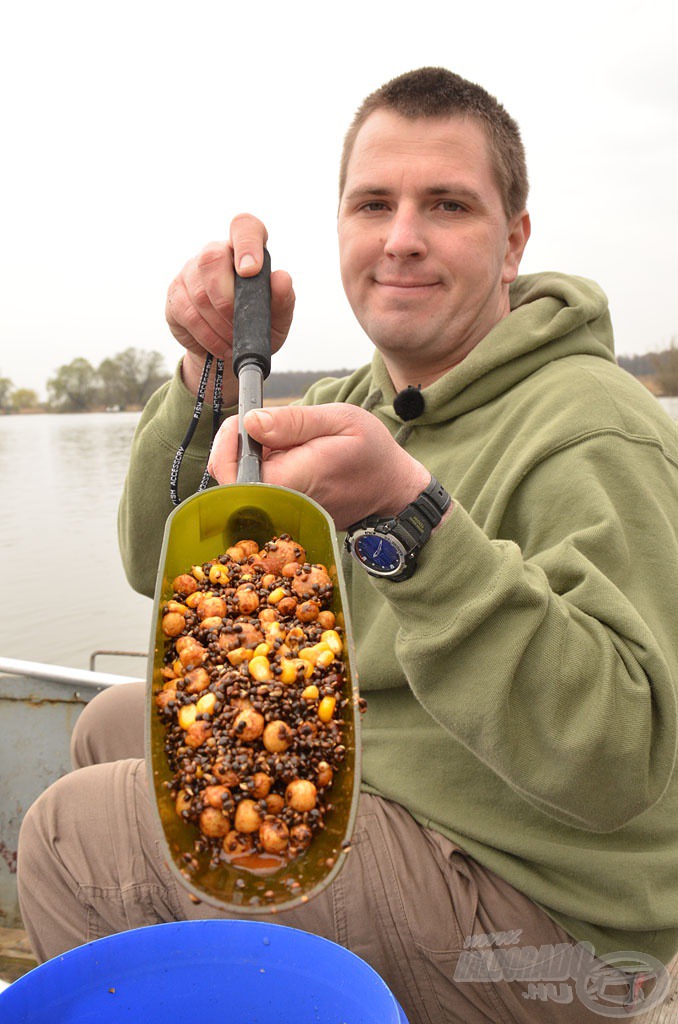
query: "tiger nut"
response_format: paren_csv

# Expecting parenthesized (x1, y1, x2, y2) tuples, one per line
(197, 596, 227, 620)
(199, 806, 231, 837)
(184, 667, 210, 694)
(172, 574, 198, 596)
(233, 709, 265, 742)
(234, 799, 263, 834)
(250, 772, 272, 799)
(185, 720, 212, 748)
(285, 779, 317, 812)
(162, 612, 185, 637)
(263, 720, 294, 753)
(223, 830, 253, 856)
(203, 784, 229, 808)
(259, 817, 289, 854)
(235, 587, 259, 615)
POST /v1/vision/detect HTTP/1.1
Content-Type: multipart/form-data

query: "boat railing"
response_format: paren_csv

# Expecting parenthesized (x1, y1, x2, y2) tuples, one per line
(0, 657, 144, 928)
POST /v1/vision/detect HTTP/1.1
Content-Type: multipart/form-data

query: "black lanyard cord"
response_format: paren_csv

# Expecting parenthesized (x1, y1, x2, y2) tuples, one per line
(169, 353, 224, 507)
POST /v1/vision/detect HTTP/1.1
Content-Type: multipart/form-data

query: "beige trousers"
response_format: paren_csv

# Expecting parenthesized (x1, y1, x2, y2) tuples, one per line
(17, 682, 660, 1023)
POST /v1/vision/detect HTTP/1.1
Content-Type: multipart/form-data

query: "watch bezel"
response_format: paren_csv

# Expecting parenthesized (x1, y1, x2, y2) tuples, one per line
(347, 524, 410, 579)
(345, 475, 451, 582)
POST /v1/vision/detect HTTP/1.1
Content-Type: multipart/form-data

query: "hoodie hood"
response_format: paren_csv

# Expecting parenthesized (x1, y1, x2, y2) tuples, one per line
(365, 272, 616, 428)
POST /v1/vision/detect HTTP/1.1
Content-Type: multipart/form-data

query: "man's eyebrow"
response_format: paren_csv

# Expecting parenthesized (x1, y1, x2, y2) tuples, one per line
(343, 187, 392, 202)
(343, 184, 485, 204)
(425, 185, 484, 203)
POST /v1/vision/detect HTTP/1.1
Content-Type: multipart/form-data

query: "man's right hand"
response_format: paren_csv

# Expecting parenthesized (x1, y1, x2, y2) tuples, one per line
(165, 213, 296, 402)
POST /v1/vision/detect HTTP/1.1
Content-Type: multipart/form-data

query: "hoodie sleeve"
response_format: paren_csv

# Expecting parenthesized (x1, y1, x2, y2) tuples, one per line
(370, 429, 678, 833)
(117, 363, 233, 598)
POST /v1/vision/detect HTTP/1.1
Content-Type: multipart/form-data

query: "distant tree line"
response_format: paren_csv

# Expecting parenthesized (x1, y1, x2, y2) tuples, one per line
(617, 353, 655, 376)
(0, 357, 358, 414)
(1, 345, 676, 415)
(265, 369, 356, 399)
(618, 339, 678, 396)
(0, 348, 171, 414)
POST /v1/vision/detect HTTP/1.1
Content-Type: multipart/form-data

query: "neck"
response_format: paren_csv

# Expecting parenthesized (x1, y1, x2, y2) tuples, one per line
(383, 352, 467, 393)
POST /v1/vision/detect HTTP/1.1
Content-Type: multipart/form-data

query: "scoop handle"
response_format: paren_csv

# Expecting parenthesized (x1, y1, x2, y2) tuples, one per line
(232, 249, 272, 379)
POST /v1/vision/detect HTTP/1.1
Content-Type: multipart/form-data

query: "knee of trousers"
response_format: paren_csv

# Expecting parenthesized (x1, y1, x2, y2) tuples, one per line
(17, 767, 96, 900)
(18, 759, 147, 893)
(71, 680, 146, 768)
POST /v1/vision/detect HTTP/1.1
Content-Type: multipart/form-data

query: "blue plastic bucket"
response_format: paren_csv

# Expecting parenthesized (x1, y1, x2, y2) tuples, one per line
(0, 920, 409, 1023)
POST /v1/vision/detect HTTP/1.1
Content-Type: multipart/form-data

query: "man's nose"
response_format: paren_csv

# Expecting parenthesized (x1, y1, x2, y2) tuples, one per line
(384, 206, 427, 259)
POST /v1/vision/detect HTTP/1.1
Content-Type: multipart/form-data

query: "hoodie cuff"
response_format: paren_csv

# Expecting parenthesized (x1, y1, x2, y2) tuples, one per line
(369, 502, 512, 638)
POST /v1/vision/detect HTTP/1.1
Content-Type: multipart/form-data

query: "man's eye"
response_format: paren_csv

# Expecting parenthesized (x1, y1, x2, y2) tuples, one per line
(361, 201, 388, 212)
(437, 200, 464, 213)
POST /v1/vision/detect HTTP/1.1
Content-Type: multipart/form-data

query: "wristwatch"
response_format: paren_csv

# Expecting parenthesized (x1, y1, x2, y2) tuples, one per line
(345, 476, 452, 581)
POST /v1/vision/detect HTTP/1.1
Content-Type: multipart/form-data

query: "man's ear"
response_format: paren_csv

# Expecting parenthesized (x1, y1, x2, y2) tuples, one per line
(502, 210, 531, 284)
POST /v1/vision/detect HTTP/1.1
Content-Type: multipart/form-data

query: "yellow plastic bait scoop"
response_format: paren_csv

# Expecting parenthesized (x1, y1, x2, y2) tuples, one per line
(145, 255, 361, 914)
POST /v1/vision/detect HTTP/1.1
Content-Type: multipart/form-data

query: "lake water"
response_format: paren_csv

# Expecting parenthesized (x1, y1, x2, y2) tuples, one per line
(0, 412, 152, 678)
(1, 397, 677, 677)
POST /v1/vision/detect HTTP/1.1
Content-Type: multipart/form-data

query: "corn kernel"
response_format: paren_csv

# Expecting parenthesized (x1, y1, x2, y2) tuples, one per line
(191, 565, 206, 581)
(178, 704, 197, 729)
(321, 630, 343, 655)
(227, 647, 253, 666)
(302, 684, 319, 701)
(263, 621, 287, 642)
(249, 655, 273, 681)
(196, 692, 216, 716)
(166, 601, 188, 615)
(289, 657, 314, 679)
(172, 659, 185, 677)
(316, 650, 334, 669)
(209, 563, 230, 585)
(279, 657, 298, 684)
(253, 642, 271, 657)
(299, 642, 331, 664)
(318, 696, 336, 722)
(267, 587, 286, 605)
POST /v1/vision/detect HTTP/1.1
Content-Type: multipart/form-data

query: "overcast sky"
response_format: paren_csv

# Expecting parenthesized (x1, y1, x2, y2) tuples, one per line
(2, 0, 676, 398)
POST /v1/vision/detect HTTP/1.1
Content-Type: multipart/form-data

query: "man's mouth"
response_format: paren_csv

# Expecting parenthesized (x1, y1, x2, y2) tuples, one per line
(375, 279, 439, 290)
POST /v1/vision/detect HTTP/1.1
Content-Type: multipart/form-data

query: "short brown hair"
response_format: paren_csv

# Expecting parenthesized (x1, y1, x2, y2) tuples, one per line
(339, 67, 528, 218)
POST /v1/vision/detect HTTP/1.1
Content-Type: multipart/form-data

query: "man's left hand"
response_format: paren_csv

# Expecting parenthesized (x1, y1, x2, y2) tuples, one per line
(208, 404, 431, 530)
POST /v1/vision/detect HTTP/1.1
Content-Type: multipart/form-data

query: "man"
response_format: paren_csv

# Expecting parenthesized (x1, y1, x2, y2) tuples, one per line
(18, 68, 678, 1023)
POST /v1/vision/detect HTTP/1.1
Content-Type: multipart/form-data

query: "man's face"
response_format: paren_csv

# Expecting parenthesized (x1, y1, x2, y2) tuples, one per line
(337, 110, 529, 387)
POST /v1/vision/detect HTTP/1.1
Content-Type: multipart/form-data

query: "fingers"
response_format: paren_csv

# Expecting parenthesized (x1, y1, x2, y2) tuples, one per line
(270, 269, 296, 352)
(242, 404, 358, 448)
(229, 213, 268, 275)
(208, 404, 431, 529)
(166, 243, 234, 360)
(166, 215, 295, 366)
(229, 216, 295, 349)
(207, 415, 240, 483)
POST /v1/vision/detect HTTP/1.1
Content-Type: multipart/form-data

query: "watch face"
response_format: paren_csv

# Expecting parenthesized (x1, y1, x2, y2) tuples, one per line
(353, 532, 403, 574)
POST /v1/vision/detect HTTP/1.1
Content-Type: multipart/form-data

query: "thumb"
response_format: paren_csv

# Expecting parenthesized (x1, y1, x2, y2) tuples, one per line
(244, 404, 355, 450)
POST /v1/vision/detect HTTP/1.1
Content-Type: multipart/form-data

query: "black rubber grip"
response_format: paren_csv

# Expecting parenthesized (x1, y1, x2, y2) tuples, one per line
(232, 248, 272, 379)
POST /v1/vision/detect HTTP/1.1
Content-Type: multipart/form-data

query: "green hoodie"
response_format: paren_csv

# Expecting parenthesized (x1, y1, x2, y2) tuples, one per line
(119, 272, 678, 963)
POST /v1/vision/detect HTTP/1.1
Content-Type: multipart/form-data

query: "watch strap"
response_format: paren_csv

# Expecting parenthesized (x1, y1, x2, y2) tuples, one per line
(345, 475, 452, 581)
(398, 475, 451, 540)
